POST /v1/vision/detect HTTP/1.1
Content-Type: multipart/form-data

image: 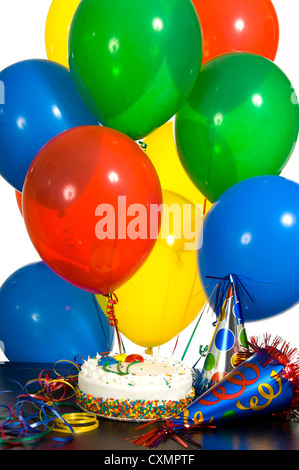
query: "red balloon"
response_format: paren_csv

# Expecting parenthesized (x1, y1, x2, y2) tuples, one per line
(15, 190, 23, 216)
(192, 0, 279, 64)
(22, 126, 162, 295)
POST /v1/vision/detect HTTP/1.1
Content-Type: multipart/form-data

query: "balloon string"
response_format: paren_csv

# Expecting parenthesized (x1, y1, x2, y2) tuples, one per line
(173, 197, 208, 360)
(91, 294, 111, 348)
(180, 302, 208, 362)
(203, 198, 207, 217)
(180, 281, 222, 363)
(104, 293, 123, 354)
(172, 336, 180, 357)
(172, 269, 200, 358)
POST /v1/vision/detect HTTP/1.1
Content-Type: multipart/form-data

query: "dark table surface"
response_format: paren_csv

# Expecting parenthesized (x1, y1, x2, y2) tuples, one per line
(0, 361, 298, 453)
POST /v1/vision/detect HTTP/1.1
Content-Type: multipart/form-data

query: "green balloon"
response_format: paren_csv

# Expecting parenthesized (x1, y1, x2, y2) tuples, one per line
(68, 0, 202, 140)
(174, 53, 299, 202)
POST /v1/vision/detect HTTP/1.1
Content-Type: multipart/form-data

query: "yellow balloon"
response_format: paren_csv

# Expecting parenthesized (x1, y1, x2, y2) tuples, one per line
(97, 190, 207, 349)
(45, 0, 81, 68)
(143, 121, 212, 213)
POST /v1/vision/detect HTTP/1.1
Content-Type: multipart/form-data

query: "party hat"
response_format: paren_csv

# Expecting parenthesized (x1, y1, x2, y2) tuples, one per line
(196, 274, 249, 394)
(131, 335, 299, 448)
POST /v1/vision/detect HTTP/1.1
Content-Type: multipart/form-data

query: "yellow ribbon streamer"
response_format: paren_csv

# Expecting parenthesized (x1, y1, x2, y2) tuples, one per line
(53, 413, 99, 434)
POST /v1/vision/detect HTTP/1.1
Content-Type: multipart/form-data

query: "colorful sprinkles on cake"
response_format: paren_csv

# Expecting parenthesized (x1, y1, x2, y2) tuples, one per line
(76, 387, 195, 421)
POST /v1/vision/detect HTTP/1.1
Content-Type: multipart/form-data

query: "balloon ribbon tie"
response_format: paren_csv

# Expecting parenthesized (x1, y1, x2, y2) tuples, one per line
(105, 293, 123, 354)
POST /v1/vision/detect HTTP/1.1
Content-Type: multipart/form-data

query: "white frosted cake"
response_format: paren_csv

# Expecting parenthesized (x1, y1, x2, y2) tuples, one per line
(76, 353, 195, 421)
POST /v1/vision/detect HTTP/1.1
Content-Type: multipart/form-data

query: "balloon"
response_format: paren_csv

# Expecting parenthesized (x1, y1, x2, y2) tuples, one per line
(0, 59, 99, 192)
(198, 176, 299, 322)
(45, 0, 81, 68)
(191, 0, 279, 64)
(22, 126, 162, 295)
(143, 121, 213, 212)
(0, 262, 114, 362)
(175, 53, 299, 202)
(97, 190, 206, 349)
(15, 190, 23, 216)
(68, 0, 202, 140)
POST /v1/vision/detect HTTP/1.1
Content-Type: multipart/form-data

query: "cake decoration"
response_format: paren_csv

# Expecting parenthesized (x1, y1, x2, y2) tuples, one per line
(114, 353, 128, 362)
(76, 354, 195, 422)
(102, 360, 140, 377)
(98, 355, 118, 367)
(125, 354, 144, 363)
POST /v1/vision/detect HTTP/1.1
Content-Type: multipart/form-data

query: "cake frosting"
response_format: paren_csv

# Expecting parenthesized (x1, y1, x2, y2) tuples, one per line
(76, 353, 195, 421)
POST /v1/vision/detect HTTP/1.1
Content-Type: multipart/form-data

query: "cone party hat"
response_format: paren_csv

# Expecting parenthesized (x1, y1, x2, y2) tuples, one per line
(197, 275, 249, 394)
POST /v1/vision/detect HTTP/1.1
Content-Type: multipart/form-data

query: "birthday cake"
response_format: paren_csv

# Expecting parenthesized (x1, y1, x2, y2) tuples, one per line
(76, 353, 195, 421)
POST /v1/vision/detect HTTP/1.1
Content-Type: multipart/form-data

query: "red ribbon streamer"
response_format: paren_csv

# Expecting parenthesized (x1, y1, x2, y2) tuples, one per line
(104, 293, 123, 354)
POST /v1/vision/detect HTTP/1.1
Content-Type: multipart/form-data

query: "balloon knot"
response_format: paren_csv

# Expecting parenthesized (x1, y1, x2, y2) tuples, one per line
(145, 348, 153, 356)
(138, 141, 147, 152)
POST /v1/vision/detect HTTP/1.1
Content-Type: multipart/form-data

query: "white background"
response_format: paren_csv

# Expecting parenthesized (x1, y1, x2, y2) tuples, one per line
(0, 0, 298, 365)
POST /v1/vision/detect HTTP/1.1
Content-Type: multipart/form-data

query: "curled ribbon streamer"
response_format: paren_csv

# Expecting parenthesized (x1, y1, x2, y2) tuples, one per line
(0, 359, 88, 446)
(104, 292, 123, 354)
(23, 359, 81, 404)
(53, 413, 99, 435)
(53, 358, 81, 375)
(0, 422, 54, 445)
(105, 293, 119, 326)
(0, 396, 74, 445)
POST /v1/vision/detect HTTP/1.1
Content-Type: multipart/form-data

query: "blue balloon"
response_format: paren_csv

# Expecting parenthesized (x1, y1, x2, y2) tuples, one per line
(0, 59, 99, 192)
(0, 262, 114, 362)
(198, 176, 299, 322)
